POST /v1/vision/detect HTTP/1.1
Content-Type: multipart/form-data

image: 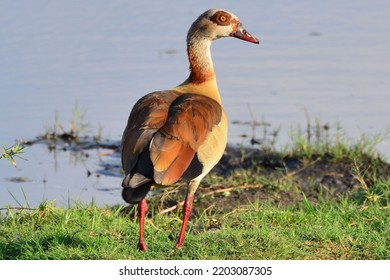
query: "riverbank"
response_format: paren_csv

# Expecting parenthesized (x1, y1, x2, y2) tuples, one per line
(1, 124, 389, 259)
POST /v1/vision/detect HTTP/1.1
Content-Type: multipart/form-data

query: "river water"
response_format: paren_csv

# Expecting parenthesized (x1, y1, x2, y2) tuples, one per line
(1, 0, 389, 207)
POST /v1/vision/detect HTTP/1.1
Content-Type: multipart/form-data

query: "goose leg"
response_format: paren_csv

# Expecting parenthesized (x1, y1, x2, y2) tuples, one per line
(175, 193, 194, 249)
(175, 181, 199, 249)
(137, 199, 148, 251)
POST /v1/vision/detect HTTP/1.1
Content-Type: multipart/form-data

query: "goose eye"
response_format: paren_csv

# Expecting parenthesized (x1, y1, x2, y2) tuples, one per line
(219, 15, 227, 22)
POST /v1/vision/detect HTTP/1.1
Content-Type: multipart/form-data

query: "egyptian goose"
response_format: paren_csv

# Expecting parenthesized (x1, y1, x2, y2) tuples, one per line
(121, 9, 259, 251)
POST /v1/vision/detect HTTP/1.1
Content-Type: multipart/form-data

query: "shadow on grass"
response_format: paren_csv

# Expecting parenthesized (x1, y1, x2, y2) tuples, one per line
(0, 232, 88, 260)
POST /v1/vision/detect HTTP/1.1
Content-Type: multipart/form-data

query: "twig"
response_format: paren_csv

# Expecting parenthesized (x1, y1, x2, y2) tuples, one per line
(158, 201, 184, 215)
(278, 156, 322, 183)
(0, 207, 36, 211)
(223, 207, 249, 218)
(202, 184, 262, 197)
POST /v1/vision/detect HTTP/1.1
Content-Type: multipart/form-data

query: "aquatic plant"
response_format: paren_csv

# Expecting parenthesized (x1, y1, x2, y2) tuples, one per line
(0, 144, 26, 168)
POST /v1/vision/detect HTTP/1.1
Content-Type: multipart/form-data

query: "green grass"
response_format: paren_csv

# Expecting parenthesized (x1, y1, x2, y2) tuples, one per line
(0, 196, 388, 260)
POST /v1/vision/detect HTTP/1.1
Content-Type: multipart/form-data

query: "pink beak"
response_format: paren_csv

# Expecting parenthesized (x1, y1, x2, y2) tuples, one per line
(233, 23, 259, 44)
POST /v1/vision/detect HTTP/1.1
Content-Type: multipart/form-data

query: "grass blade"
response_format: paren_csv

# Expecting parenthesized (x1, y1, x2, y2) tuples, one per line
(302, 192, 315, 215)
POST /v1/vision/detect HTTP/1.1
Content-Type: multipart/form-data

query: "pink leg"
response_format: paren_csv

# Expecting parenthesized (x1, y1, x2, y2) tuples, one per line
(137, 199, 148, 251)
(175, 193, 194, 250)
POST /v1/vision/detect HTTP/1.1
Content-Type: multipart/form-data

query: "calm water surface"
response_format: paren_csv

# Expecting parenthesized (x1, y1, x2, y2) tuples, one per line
(1, 0, 389, 207)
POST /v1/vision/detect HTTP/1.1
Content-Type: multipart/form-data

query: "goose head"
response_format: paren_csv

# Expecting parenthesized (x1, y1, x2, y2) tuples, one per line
(188, 9, 259, 44)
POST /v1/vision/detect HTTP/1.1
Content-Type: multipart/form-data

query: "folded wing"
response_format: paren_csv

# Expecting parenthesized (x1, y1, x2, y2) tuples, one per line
(121, 91, 222, 189)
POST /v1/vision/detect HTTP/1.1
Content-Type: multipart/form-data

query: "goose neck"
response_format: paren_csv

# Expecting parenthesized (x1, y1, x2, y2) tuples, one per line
(187, 36, 215, 84)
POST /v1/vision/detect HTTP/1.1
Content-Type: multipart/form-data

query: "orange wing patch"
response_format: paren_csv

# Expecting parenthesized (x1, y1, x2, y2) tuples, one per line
(150, 94, 222, 185)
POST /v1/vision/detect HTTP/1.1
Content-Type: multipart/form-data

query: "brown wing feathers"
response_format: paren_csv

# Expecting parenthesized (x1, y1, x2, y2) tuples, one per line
(121, 91, 180, 174)
(122, 92, 222, 190)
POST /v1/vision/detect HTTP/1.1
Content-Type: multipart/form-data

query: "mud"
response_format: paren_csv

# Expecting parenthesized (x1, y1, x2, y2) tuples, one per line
(144, 145, 390, 215)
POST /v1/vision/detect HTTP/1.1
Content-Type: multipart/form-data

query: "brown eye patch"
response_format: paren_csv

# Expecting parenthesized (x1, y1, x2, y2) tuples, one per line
(209, 11, 232, 26)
